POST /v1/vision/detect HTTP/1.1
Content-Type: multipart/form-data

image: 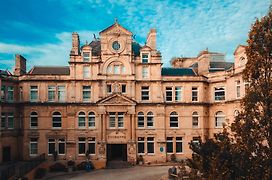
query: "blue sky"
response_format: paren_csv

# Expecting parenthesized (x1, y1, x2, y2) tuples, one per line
(0, 0, 270, 71)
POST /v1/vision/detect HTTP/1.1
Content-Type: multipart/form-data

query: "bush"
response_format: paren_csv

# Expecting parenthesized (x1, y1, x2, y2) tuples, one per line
(34, 168, 47, 179)
(76, 161, 94, 171)
(49, 162, 66, 172)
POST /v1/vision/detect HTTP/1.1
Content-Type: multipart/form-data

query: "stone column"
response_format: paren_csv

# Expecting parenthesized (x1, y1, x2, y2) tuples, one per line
(103, 114, 106, 141)
(131, 114, 136, 141)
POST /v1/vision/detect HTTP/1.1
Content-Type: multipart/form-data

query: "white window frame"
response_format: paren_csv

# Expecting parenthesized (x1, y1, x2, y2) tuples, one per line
(48, 138, 55, 155)
(29, 138, 38, 156)
(214, 87, 225, 101)
(57, 85, 65, 102)
(1, 113, 6, 129)
(147, 112, 154, 128)
(109, 113, 116, 128)
(141, 53, 149, 63)
(215, 111, 225, 128)
(30, 86, 38, 102)
(166, 137, 173, 154)
(83, 66, 90, 78)
(147, 137, 155, 155)
(7, 113, 14, 129)
(83, 52, 90, 62)
(137, 112, 144, 128)
(7, 86, 13, 102)
(175, 87, 182, 101)
(88, 137, 96, 155)
(58, 138, 66, 155)
(142, 66, 148, 78)
(30, 112, 38, 129)
(117, 112, 124, 128)
(48, 86, 56, 102)
(137, 137, 145, 155)
(83, 86, 91, 102)
(176, 137, 183, 154)
(78, 112, 86, 128)
(165, 87, 173, 102)
(78, 137, 86, 155)
(88, 112, 95, 128)
(141, 86, 149, 101)
(170, 112, 179, 128)
(192, 111, 199, 128)
(236, 81, 241, 98)
(192, 87, 198, 102)
(52, 112, 62, 129)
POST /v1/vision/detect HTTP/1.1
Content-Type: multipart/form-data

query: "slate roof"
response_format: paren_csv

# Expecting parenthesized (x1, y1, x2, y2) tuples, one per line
(28, 66, 70, 75)
(161, 68, 196, 76)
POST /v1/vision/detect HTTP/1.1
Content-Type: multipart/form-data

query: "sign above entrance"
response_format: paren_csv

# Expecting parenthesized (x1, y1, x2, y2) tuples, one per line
(107, 131, 126, 143)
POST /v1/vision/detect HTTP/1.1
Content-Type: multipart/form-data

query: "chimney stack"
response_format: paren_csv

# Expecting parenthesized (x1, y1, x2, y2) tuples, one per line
(14, 54, 26, 76)
(71, 32, 80, 55)
(146, 29, 156, 50)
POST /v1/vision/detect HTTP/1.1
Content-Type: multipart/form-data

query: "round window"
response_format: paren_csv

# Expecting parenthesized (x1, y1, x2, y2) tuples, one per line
(112, 41, 120, 51)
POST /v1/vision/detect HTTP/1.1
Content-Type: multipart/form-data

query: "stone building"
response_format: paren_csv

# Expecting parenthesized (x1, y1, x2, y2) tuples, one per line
(0, 22, 247, 167)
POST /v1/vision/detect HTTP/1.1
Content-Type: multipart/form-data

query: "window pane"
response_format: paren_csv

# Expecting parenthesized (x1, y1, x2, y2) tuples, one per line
(138, 112, 144, 128)
(109, 113, 115, 128)
(83, 66, 90, 78)
(83, 52, 90, 62)
(58, 139, 65, 154)
(167, 137, 173, 153)
(166, 87, 172, 101)
(1, 113, 6, 128)
(142, 54, 149, 63)
(175, 87, 182, 101)
(88, 112, 95, 128)
(48, 86, 55, 101)
(141, 86, 149, 101)
(58, 86, 65, 102)
(7, 113, 14, 129)
(118, 112, 124, 128)
(83, 86, 91, 101)
(7, 86, 13, 101)
(30, 112, 38, 128)
(30, 86, 38, 101)
(192, 87, 198, 102)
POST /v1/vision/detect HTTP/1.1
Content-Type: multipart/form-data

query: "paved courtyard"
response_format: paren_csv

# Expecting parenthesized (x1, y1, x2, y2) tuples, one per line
(47, 165, 171, 180)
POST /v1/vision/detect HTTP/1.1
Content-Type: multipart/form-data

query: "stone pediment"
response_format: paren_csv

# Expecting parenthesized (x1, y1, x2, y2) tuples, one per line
(97, 93, 136, 106)
(99, 22, 132, 36)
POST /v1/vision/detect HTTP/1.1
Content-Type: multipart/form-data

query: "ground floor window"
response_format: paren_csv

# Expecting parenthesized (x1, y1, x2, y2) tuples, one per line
(30, 138, 38, 156)
(137, 137, 145, 154)
(147, 137, 154, 154)
(167, 137, 182, 153)
(48, 138, 66, 155)
(78, 137, 96, 155)
(137, 137, 155, 155)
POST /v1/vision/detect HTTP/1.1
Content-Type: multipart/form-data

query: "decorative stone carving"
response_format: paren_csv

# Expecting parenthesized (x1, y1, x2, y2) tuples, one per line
(98, 141, 106, 159)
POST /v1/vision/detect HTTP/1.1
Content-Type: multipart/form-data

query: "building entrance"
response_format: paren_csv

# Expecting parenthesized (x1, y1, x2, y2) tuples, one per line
(107, 144, 127, 161)
(3, 146, 11, 162)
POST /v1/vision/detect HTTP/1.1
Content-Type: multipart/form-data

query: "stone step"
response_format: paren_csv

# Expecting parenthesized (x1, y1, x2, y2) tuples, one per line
(106, 160, 132, 169)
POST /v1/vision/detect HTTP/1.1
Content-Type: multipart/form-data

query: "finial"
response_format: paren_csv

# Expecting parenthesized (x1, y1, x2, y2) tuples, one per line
(93, 34, 97, 40)
(206, 47, 209, 51)
(115, 17, 118, 24)
(85, 40, 88, 45)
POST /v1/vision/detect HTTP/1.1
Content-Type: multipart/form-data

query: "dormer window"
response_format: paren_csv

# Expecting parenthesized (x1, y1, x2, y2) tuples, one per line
(142, 54, 149, 63)
(83, 52, 90, 62)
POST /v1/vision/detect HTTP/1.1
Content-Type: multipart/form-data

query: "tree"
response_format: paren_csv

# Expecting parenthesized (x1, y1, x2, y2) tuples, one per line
(187, 12, 272, 179)
(231, 11, 272, 178)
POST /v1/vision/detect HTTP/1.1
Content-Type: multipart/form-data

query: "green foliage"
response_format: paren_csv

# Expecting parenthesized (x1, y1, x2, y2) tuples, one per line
(187, 12, 272, 179)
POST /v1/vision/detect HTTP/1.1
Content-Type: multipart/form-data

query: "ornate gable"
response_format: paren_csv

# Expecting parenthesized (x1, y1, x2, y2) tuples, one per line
(97, 93, 136, 105)
(99, 22, 132, 36)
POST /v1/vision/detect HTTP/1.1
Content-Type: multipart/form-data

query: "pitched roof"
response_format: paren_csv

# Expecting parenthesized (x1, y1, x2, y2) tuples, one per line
(28, 66, 70, 75)
(0, 70, 12, 77)
(99, 22, 132, 35)
(161, 68, 196, 76)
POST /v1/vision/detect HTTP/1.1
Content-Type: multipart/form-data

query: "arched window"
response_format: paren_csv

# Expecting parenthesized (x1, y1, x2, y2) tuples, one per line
(192, 111, 199, 128)
(78, 112, 86, 128)
(147, 112, 154, 128)
(88, 112, 95, 128)
(215, 111, 225, 127)
(170, 112, 178, 128)
(138, 112, 144, 128)
(52, 112, 62, 128)
(30, 112, 38, 128)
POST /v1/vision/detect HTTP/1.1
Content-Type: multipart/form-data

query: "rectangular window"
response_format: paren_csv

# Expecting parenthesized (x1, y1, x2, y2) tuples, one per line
(142, 66, 148, 78)
(48, 86, 55, 102)
(88, 137, 95, 155)
(83, 52, 90, 62)
(88, 113, 95, 128)
(137, 137, 145, 154)
(141, 86, 149, 101)
(78, 137, 86, 155)
(176, 137, 183, 153)
(7, 86, 13, 101)
(1, 86, 5, 101)
(58, 86, 65, 102)
(83, 66, 90, 78)
(30, 138, 38, 156)
(175, 87, 182, 101)
(107, 84, 112, 93)
(1, 113, 6, 129)
(192, 116, 199, 128)
(192, 87, 198, 102)
(166, 87, 173, 102)
(83, 86, 91, 102)
(30, 113, 38, 128)
(48, 139, 55, 155)
(109, 113, 115, 128)
(121, 84, 126, 93)
(147, 114, 153, 128)
(30, 86, 38, 102)
(142, 54, 149, 63)
(147, 137, 154, 154)
(58, 139, 65, 155)
(166, 137, 173, 153)
(138, 114, 144, 128)
(7, 113, 14, 129)
(214, 87, 225, 101)
(192, 137, 200, 146)
(118, 112, 124, 128)
(236, 81, 241, 98)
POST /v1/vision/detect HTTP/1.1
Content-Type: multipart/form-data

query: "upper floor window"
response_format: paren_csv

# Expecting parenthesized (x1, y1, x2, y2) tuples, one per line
(83, 52, 90, 62)
(192, 87, 198, 102)
(114, 65, 119, 74)
(1, 113, 6, 129)
(7, 113, 14, 129)
(52, 112, 62, 128)
(7, 86, 13, 102)
(109, 113, 116, 128)
(175, 87, 182, 101)
(166, 87, 173, 102)
(214, 87, 225, 101)
(170, 112, 178, 128)
(83, 66, 90, 78)
(88, 112, 95, 128)
(137, 112, 144, 128)
(57, 86, 65, 102)
(48, 138, 65, 155)
(83, 86, 91, 102)
(30, 112, 38, 129)
(107, 84, 112, 94)
(30, 86, 38, 102)
(147, 112, 154, 128)
(236, 81, 241, 98)
(1, 113, 14, 129)
(117, 112, 124, 128)
(141, 86, 149, 101)
(192, 111, 199, 128)
(30, 138, 38, 156)
(109, 112, 124, 128)
(121, 84, 126, 94)
(1, 86, 5, 101)
(48, 86, 56, 102)
(142, 66, 148, 78)
(142, 54, 149, 63)
(215, 111, 225, 128)
(78, 112, 86, 128)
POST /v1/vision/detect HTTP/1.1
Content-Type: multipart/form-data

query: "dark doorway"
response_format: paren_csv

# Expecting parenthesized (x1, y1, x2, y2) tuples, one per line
(3, 146, 11, 162)
(107, 144, 127, 161)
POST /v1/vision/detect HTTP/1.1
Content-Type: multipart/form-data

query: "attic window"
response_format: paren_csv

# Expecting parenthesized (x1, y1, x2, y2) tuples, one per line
(83, 52, 90, 62)
(142, 54, 149, 63)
